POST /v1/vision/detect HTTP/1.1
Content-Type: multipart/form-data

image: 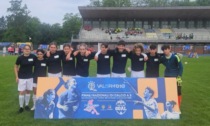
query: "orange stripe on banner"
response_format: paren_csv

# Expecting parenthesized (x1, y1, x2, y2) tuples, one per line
(133, 110, 143, 119)
(57, 77, 70, 96)
(164, 78, 180, 112)
(37, 77, 60, 97)
(158, 103, 164, 115)
(137, 78, 158, 98)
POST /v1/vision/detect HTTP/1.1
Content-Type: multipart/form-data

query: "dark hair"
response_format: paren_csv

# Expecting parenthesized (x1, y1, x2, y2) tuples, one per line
(133, 43, 144, 53)
(36, 49, 45, 54)
(101, 43, 108, 48)
(146, 87, 154, 97)
(49, 42, 57, 47)
(117, 40, 125, 46)
(63, 43, 71, 49)
(78, 43, 87, 49)
(150, 44, 157, 50)
(23, 45, 31, 50)
(43, 89, 55, 99)
(161, 44, 171, 51)
(169, 100, 176, 108)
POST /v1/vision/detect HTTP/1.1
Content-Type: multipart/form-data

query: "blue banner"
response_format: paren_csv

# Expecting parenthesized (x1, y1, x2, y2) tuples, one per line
(183, 45, 192, 50)
(35, 77, 180, 119)
(0, 42, 11, 47)
(204, 45, 210, 50)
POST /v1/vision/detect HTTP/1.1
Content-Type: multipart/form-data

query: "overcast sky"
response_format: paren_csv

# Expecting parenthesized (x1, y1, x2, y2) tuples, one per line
(0, 0, 90, 24)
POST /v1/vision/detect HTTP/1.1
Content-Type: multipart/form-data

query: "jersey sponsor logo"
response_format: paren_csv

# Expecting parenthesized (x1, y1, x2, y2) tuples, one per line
(28, 58, 33, 62)
(121, 54, 126, 57)
(54, 55, 59, 59)
(154, 58, 159, 62)
(139, 58, 143, 61)
(105, 55, 109, 59)
(41, 63, 46, 67)
(84, 59, 88, 62)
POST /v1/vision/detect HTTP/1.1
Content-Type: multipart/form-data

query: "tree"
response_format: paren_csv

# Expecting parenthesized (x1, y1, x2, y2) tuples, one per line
(90, 0, 102, 6)
(62, 13, 82, 42)
(197, 0, 210, 6)
(0, 16, 7, 41)
(25, 17, 41, 44)
(4, 0, 30, 42)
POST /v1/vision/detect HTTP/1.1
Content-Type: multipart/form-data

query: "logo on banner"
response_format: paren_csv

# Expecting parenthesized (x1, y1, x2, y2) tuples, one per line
(115, 100, 127, 115)
(84, 99, 100, 115)
(88, 81, 97, 91)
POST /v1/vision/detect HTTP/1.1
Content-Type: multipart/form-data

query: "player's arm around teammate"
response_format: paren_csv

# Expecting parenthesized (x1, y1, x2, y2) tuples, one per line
(74, 43, 96, 77)
(94, 43, 112, 77)
(128, 43, 146, 78)
(14, 45, 36, 113)
(31, 49, 47, 110)
(62, 44, 76, 78)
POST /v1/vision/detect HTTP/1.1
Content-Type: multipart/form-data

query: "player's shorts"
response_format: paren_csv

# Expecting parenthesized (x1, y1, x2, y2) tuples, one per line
(97, 74, 111, 77)
(33, 83, 37, 88)
(63, 75, 76, 78)
(48, 72, 62, 77)
(75, 75, 84, 77)
(18, 78, 33, 91)
(131, 70, 145, 78)
(111, 72, 126, 77)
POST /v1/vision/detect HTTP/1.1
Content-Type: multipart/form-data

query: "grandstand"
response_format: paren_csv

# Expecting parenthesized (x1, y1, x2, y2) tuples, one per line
(72, 6, 210, 54)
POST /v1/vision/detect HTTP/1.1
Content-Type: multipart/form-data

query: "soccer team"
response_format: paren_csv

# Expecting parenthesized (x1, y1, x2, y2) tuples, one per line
(14, 40, 183, 113)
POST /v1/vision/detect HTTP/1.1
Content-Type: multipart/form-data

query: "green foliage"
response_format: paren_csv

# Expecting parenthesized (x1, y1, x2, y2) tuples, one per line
(62, 13, 82, 41)
(0, 1, 82, 45)
(5, 0, 30, 42)
(100, 0, 131, 7)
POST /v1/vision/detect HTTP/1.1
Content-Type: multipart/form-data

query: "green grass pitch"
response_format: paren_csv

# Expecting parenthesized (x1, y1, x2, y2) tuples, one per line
(0, 55, 210, 126)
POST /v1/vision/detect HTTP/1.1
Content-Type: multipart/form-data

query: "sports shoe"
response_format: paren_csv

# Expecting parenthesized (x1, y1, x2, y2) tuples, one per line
(25, 106, 30, 111)
(18, 107, 24, 113)
(31, 106, 35, 111)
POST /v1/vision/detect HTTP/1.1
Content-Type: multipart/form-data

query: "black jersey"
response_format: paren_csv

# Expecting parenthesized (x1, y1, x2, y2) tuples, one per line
(46, 50, 64, 73)
(15, 54, 36, 79)
(97, 50, 112, 74)
(75, 52, 96, 77)
(111, 49, 129, 74)
(33, 58, 47, 83)
(62, 53, 76, 76)
(129, 52, 145, 71)
(146, 53, 161, 77)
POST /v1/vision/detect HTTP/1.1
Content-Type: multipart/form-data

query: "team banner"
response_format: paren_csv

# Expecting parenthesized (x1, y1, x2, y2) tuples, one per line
(183, 45, 192, 50)
(204, 45, 210, 50)
(35, 77, 180, 119)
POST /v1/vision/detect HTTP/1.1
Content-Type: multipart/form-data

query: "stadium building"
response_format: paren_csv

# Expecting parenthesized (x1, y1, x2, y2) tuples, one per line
(72, 6, 210, 54)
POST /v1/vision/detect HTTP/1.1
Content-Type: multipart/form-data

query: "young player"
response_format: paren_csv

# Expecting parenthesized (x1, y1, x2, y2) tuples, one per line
(62, 44, 76, 77)
(2, 46, 6, 57)
(57, 78, 79, 118)
(31, 49, 47, 110)
(35, 89, 55, 119)
(145, 44, 161, 77)
(134, 87, 161, 119)
(46, 42, 66, 77)
(74, 43, 96, 77)
(161, 100, 180, 119)
(161, 44, 183, 107)
(94, 43, 112, 77)
(14, 45, 36, 113)
(111, 40, 130, 77)
(129, 43, 146, 78)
